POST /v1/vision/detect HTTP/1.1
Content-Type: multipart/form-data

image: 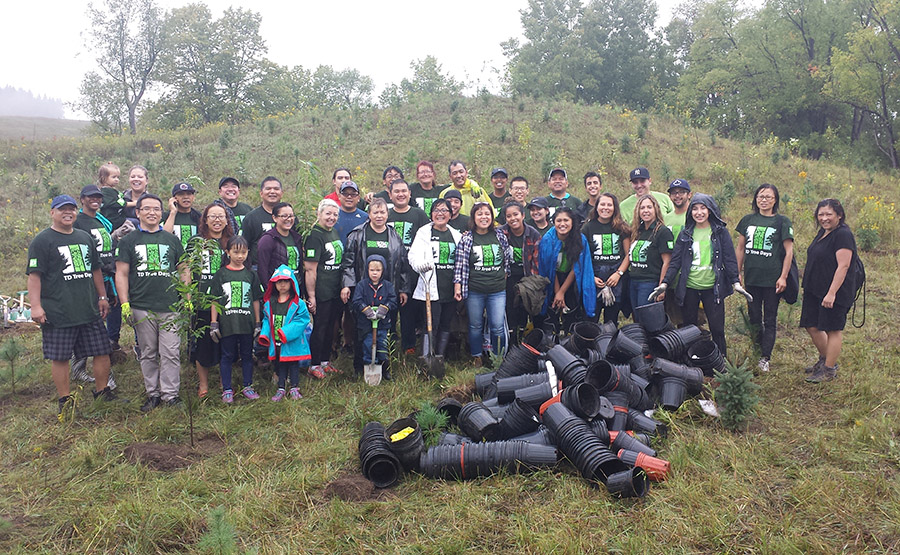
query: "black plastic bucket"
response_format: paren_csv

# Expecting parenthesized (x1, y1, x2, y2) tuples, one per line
(652, 357, 704, 394)
(658, 376, 688, 410)
(499, 398, 541, 438)
(605, 467, 649, 498)
(419, 441, 558, 480)
(560, 383, 602, 420)
(435, 397, 463, 427)
(687, 339, 726, 376)
(474, 372, 496, 397)
(648, 325, 703, 360)
(458, 402, 502, 442)
(606, 329, 644, 363)
(358, 422, 403, 488)
(632, 301, 669, 334)
(496, 372, 550, 403)
(385, 417, 425, 473)
(571, 322, 603, 355)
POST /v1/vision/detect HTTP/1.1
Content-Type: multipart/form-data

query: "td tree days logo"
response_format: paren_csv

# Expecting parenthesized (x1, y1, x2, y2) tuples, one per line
(133, 243, 172, 277)
(56, 244, 93, 281)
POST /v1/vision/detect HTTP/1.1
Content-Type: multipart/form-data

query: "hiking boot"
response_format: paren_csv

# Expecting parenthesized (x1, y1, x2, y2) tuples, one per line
(241, 386, 260, 400)
(289, 387, 302, 400)
(271, 388, 285, 402)
(93, 386, 127, 403)
(166, 396, 183, 407)
(140, 396, 161, 412)
(804, 356, 826, 374)
(806, 364, 838, 383)
(70, 357, 94, 383)
(758, 358, 770, 373)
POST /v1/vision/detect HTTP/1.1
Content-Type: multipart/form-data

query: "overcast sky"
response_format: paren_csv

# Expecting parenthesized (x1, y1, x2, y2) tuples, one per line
(1, 0, 680, 119)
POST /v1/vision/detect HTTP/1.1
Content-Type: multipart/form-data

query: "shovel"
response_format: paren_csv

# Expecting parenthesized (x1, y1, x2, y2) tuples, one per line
(363, 315, 382, 386)
(419, 271, 445, 379)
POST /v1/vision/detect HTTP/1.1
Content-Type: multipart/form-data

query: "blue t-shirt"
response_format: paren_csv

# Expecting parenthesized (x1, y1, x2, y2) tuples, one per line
(335, 209, 368, 245)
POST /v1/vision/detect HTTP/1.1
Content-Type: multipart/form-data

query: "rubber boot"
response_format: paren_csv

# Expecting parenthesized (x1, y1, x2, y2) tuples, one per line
(435, 332, 451, 358)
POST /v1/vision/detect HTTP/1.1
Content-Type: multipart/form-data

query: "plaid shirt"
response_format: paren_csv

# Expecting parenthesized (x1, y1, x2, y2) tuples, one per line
(500, 223, 541, 277)
(453, 228, 512, 299)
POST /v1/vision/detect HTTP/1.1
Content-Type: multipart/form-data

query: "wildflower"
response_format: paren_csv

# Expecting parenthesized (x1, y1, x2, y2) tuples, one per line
(798, 171, 807, 179)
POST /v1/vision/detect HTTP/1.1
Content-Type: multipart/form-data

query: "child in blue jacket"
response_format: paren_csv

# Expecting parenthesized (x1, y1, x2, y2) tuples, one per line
(259, 264, 312, 401)
(351, 255, 398, 380)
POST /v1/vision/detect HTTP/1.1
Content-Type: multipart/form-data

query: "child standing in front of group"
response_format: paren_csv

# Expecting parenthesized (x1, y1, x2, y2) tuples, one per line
(258, 264, 312, 401)
(210, 236, 263, 403)
(351, 255, 398, 380)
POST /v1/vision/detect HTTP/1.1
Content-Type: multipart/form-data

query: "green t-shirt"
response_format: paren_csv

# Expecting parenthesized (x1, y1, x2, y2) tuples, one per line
(430, 227, 458, 300)
(26, 228, 101, 328)
(116, 229, 185, 312)
(469, 231, 505, 294)
(546, 194, 583, 219)
(621, 192, 676, 225)
(210, 265, 262, 337)
(388, 206, 429, 250)
(664, 210, 687, 241)
(556, 250, 572, 274)
(410, 183, 448, 215)
(629, 224, 674, 282)
(185, 235, 226, 294)
(686, 226, 715, 290)
(164, 211, 199, 249)
(303, 224, 344, 301)
(74, 212, 114, 273)
(582, 219, 626, 272)
(736, 213, 793, 287)
(279, 233, 301, 273)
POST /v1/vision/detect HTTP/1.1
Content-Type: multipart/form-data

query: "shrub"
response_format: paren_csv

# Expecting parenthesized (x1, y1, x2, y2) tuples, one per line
(714, 360, 760, 432)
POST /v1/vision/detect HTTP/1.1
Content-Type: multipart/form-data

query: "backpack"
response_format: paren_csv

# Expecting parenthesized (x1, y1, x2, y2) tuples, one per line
(849, 251, 866, 328)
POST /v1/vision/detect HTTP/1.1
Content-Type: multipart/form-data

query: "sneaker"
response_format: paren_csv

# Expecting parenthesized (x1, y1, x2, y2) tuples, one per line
(106, 371, 117, 390)
(166, 396, 183, 407)
(58, 395, 72, 416)
(93, 386, 127, 403)
(289, 387, 302, 400)
(222, 390, 234, 404)
(242, 386, 260, 400)
(321, 361, 338, 373)
(308, 365, 325, 380)
(758, 358, 770, 373)
(405, 348, 416, 355)
(807, 364, 837, 383)
(271, 388, 285, 402)
(71, 357, 94, 383)
(140, 396, 161, 412)
(804, 356, 825, 374)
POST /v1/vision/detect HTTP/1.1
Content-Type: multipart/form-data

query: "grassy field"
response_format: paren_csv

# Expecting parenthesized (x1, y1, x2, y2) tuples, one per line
(0, 96, 898, 552)
(0, 116, 90, 141)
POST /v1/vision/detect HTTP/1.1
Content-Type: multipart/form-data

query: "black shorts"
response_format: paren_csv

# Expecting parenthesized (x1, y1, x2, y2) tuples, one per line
(41, 319, 112, 361)
(799, 292, 848, 332)
(189, 310, 221, 367)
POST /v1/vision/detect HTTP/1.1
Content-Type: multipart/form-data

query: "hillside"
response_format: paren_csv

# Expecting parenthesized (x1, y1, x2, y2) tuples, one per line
(0, 116, 90, 140)
(0, 96, 898, 552)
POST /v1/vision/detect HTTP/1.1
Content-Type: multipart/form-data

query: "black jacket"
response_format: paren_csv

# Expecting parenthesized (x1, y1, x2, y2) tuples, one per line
(341, 222, 410, 294)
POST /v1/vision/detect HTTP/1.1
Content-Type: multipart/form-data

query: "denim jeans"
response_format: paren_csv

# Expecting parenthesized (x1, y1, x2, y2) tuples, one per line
(466, 290, 507, 357)
(220, 334, 254, 390)
(630, 279, 659, 310)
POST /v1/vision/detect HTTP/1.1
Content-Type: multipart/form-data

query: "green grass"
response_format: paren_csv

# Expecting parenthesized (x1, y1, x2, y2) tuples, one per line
(0, 116, 90, 141)
(0, 96, 899, 551)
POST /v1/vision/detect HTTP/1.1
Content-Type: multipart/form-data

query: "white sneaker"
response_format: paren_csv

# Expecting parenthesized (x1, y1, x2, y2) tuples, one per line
(758, 358, 770, 373)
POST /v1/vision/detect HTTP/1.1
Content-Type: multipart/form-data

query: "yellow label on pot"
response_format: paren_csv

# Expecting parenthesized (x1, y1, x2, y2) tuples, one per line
(390, 427, 415, 442)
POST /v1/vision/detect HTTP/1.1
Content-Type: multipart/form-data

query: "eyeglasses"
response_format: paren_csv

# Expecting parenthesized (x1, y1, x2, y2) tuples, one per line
(207, 214, 227, 220)
(341, 190, 359, 197)
(276, 214, 295, 220)
(432, 208, 450, 214)
(139, 207, 162, 213)
(756, 195, 775, 201)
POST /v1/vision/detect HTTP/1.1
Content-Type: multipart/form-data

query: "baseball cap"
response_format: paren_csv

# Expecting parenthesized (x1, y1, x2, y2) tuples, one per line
(340, 180, 360, 192)
(491, 167, 508, 178)
(548, 168, 567, 180)
(79, 185, 103, 197)
(443, 189, 463, 201)
(218, 176, 240, 189)
(172, 182, 196, 195)
(667, 178, 691, 192)
(526, 197, 549, 210)
(630, 167, 650, 181)
(51, 195, 78, 209)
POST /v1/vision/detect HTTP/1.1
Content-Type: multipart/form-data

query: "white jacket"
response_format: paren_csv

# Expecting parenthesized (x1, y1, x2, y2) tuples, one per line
(408, 223, 462, 301)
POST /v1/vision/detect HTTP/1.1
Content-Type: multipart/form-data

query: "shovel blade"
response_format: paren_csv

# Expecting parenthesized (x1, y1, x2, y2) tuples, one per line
(419, 355, 445, 379)
(364, 363, 382, 386)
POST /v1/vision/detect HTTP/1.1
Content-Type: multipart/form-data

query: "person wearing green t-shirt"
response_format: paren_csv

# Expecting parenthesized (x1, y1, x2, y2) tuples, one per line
(661, 179, 695, 326)
(27, 195, 117, 415)
(116, 193, 187, 411)
(628, 194, 674, 310)
(656, 194, 750, 360)
(620, 167, 676, 225)
(736, 184, 794, 373)
(304, 199, 345, 376)
(544, 168, 583, 220)
(163, 182, 202, 249)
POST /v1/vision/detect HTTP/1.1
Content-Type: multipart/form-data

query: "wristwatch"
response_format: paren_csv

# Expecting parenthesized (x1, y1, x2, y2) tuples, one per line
(616, 270, 624, 277)
(98, 296, 108, 301)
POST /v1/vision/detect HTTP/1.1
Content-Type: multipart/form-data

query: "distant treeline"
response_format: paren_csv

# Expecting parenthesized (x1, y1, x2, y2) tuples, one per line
(0, 87, 64, 119)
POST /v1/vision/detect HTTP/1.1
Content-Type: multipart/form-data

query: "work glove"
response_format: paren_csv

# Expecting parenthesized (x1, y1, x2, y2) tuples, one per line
(363, 306, 377, 320)
(375, 304, 390, 319)
(733, 283, 753, 303)
(253, 324, 261, 342)
(418, 261, 434, 273)
(600, 286, 616, 307)
(209, 322, 221, 343)
(648, 283, 668, 303)
(110, 220, 135, 241)
(121, 302, 134, 326)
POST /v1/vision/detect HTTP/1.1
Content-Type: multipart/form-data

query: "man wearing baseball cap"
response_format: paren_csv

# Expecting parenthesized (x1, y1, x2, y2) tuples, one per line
(218, 177, 253, 232)
(665, 178, 692, 239)
(619, 167, 675, 225)
(335, 181, 368, 245)
(163, 182, 201, 248)
(27, 195, 119, 417)
(489, 168, 511, 224)
(544, 168, 582, 219)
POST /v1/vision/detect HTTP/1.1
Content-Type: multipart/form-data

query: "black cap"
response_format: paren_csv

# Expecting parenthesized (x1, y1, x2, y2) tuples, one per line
(491, 167, 508, 178)
(172, 182, 196, 195)
(667, 178, 691, 192)
(218, 176, 240, 189)
(526, 197, 549, 209)
(80, 185, 102, 197)
(630, 167, 650, 181)
(443, 189, 463, 201)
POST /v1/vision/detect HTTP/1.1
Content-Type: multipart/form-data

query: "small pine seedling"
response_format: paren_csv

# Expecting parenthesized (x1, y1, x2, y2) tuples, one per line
(713, 360, 761, 432)
(196, 507, 238, 555)
(415, 402, 450, 448)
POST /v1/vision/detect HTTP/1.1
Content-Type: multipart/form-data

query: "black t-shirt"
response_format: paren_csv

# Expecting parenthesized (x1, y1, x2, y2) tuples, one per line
(736, 213, 793, 287)
(507, 230, 526, 281)
(373, 190, 394, 210)
(469, 231, 506, 294)
(449, 214, 470, 233)
(582, 219, 626, 272)
(116, 229, 185, 312)
(410, 182, 448, 214)
(303, 224, 343, 301)
(279, 233, 301, 273)
(241, 206, 276, 263)
(629, 224, 674, 282)
(163, 210, 200, 249)
(74, 212, 115, 275)
(430, 227, 458, 300)
(228, 202, 254, 233)
(546, 194, 583, 218)
(364, 227, 393, 281)
(210, 265, 262, 337)
(185, 235, 227, 294)
(100, 187, 127, 231)
(388, 206, 429, 250)
(803, 224, 857, 307)
(26, 228, 101, 328)
(489, 192, 511, 224)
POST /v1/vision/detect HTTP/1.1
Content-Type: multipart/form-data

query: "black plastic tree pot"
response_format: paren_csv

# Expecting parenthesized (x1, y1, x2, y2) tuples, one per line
(542, 403, 628, 484)
(606, 329, 644, 363)
(593, 333, 614, 358)
(483, 401, 508, 420)
(522, 328, 546, 351)
(385, 417, 426, 473)
(618, 323, 649, 353)
(513, 380, 555, 409)
(546, 345, 587, 386)
(509, 425, 556, 446)
(359, 422, 403, 488)
(658, 376, 688, 410)
(571, 321, 603, 356)
(627, 408, 668, 437)
(608, 430, 657, 457)
(651, 357, 704, 394)
(632, 301, 669, 334)
(560, 382, 602, 420)
(435, 397, 463, 427)
(629, 355, 653, 380)
(598, 321, 618, 335)
(474, 371, 496, 397)
(596, 396, 615, 421)
(458, 402, 502, 442)
(602, 390, 630, 431)
(419, 441, 558, 480)
(605, 467, 650, 498)
(438, 432, 473, 446)
(687, 339, 726, 376)
(588, 418, 610, 444)
(586, 360, 634, 398)
(648, 324, 703, 360)
(499, 398, 541, 439)
(496, 372, 550, 403)
(495, 344, 542, 380)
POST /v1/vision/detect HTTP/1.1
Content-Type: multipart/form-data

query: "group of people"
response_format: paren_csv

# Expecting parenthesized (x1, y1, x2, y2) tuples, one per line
(27, 159, 861, 415)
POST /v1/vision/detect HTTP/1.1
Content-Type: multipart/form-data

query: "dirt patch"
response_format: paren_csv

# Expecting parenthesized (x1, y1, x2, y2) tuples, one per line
(0, 323, 39, 339)
(443, 383, 475, 404)
(322, 473, 395, 502)
(123, 434, 224, 471)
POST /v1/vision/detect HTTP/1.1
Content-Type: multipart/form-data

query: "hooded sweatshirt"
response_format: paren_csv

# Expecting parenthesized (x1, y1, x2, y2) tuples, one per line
(663, 193, 739, 306)
(351, 254, 399, 331)
(258, 264, 312, 363)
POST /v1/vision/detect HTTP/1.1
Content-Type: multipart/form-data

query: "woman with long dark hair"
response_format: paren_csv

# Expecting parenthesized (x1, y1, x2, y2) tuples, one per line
(538, 206, 596, 333)
(583, 192, 631, 323)
(499, 201, 541, 342)
(736, 184, 793, 373)
(628, 194, 673, 309)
